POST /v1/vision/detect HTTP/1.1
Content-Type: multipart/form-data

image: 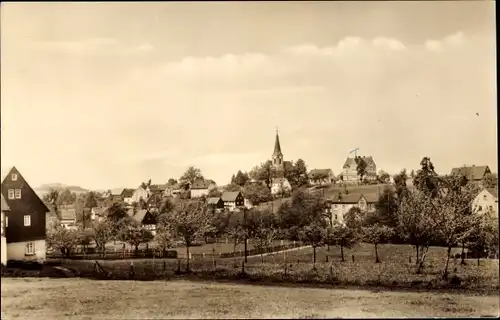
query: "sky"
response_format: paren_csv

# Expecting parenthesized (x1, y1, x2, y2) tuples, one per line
(1, 2, 497, 190)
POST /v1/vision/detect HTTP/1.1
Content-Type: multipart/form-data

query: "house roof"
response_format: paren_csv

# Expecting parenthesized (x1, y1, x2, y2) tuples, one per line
(132, 209, 148, 223)
(343, 156, 375, 169)
(221, 191, 241, 202)
(207, 197, 222, 204)
(1, 194, 10, 211)
(59, 204, 77, 221)
(309, 169, 333, 177)
(122, 188, 134, 198)
(110, 188, 125, 196)
(329, 192, 379, 204)
(450, 166, 490, 181)
(149, 184, 167, 193)
(191, 179, 215, 190)
(486, 188, 498, 199)
(273, 130, 283, 157)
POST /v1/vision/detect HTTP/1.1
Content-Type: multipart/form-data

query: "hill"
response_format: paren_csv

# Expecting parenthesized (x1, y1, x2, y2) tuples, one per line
(34, 183, 89, 197)
(320, 183, 392, 199)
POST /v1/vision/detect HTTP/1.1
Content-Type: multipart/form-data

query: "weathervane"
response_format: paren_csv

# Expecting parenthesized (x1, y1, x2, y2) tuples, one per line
(349, 148, 360, 158)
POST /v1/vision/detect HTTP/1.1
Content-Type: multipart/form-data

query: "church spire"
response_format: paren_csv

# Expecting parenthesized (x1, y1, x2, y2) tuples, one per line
(273, 128, 282, 157)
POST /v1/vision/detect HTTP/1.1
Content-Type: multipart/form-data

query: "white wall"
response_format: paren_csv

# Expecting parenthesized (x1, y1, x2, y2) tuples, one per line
(191, 189, 209, 198)
(1, 236, 6, 265)
(473, 189, 498, 218)
(7, 240, 46, 262)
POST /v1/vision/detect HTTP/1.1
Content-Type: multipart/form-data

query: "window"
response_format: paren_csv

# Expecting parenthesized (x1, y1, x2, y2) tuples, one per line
(8, 189, 14, 200)
(15, 189, 21, 199)
(489, 206, 493, 211)
(484, 195, 488, 200)
(24, 215, 31, 227)
(11, 173, 17, 181)
(25, 242, 34, 255)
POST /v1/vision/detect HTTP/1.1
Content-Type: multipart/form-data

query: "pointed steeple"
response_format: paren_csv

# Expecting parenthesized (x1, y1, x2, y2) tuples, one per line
(273, 128, 282, 157)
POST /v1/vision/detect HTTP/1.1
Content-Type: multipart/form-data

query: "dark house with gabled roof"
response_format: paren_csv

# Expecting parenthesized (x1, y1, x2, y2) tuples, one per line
(221, 191, 244, 211)
(207, 197, 224, 211)
(1, 167, 50, 262)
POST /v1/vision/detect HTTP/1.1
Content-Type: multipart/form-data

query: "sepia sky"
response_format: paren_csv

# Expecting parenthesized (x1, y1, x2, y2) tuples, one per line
(1, 2, 497, 190)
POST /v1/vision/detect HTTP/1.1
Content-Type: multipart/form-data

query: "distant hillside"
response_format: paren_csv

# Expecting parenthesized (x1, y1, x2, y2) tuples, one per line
(34, 183, 89, 197)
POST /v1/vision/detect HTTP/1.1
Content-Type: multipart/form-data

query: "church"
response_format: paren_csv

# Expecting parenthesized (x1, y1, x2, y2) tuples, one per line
(270, 129, 292, 196)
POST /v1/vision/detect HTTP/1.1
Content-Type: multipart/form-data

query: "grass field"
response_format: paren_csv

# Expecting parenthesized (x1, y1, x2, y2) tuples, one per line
(47, 243, 499, 292)
(1, 278, 498, 319)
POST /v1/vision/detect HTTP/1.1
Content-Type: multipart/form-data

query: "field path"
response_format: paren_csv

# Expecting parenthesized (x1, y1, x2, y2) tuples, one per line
(2, 278, 498, 319)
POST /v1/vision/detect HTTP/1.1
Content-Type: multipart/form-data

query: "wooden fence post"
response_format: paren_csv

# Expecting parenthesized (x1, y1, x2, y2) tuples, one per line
(241, 259, 245, 274)
(130, 261, 135, 278)
(163, 260, 166, 272)
(352, 255, 355, 262)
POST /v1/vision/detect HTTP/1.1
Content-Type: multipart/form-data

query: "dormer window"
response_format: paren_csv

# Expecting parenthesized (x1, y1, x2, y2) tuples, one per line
(11, 173, 18, 181)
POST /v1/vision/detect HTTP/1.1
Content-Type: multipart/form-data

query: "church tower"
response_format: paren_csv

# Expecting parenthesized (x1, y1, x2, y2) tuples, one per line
(272, 129, 284, 176)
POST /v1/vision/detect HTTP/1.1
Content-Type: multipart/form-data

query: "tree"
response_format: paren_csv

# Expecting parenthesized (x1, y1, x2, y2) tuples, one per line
(242, 183, 272, 206)
(47, 226, 79, 257)
(374, 187, 399, 229)
(167, 178, 178, 186)
(155, 226, 176, 256)
(393, 169, 409, 200)
(249, 161, 274, 187)
(482, 173, 498, 188)
(361, 224, 394, 263)
(279, 189, 326, 232)
(140, 179, 152, 189)
(430, 176, 482, 278)
(311, 171, 330, 187)
(225, 183, 242, 192)
(397, 188, 436, 272)
(414, 157, 440, 198)
(84, 191, 98, 209)
(57, 188, 76, 205)
(208, 188, 222, 198)
(164, 199, 215, 271)
(355, 156, 368, 184)
(90, 220, 114, 257)
(233, 170, 250, 186)
(298, 223, 327, 269)
(377, 170, 391, 184)
(466, 214, 498, 265)
(179, 166, 204, 186)
(43, 189, 61, 219)
(251, 209, 278, 263)
(325, 223, 358, 262)
(106, 203, 128, 223)
(343, 207, 364, 230)
(227, 211, 247, 253)
(119, 221, 154, 252)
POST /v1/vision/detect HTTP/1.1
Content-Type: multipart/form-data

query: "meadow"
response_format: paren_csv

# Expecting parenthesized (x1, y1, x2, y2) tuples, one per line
(38, 243, 499, 292)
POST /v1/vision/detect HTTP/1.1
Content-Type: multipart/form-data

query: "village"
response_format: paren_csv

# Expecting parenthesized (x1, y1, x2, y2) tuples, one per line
(1, 129, 498, 266)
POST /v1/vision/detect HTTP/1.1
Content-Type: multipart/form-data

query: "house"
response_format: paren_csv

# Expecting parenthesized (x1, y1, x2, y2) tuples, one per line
(1, 195, 10, 265)
(131, 186, 149, 204)
(271, 177, 292, 196)
(207, 197, 224, 211)
(190, 179, 217, 198)
(450, 165, 492, 185)
(309, 169, 335, 186)
(164, 183, 183, 197)
(91, 206, 108, 221)
(130, 209, 157, 236)
(146, 192, 165, 212)
(122, 188, 135, 205)
(327, 192, 378, 225)
(341, 156, 377, 184)
(147, 184, 167, 196)
(473, 188, 498, 219)
(221, 191, 245, 211)
(107, 188, 127, 204)
(58, 204, 77, 230)
(1, 167, 50, 262)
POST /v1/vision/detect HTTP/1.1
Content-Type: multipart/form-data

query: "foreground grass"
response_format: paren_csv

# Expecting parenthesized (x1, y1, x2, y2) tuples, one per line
(1, 278, 498, 319)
